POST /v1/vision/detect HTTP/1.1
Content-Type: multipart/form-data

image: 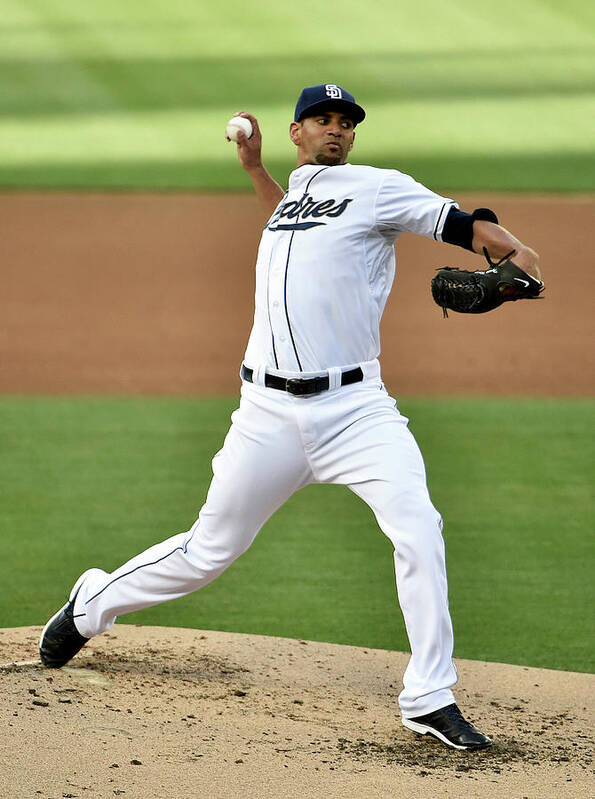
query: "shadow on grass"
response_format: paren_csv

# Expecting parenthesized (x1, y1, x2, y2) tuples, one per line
(0, 152, 593, 192)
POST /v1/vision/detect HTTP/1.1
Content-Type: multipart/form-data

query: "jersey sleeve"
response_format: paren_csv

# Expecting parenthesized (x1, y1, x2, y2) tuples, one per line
(374, 170, 457, 241)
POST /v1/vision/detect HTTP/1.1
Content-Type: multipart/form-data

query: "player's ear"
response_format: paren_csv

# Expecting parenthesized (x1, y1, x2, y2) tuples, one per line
(348, 130, 355, 152)
(289, 121, 302, 146)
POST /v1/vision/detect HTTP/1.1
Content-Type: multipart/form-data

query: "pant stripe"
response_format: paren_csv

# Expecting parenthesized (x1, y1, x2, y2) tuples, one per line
(84, 524, 199, 607)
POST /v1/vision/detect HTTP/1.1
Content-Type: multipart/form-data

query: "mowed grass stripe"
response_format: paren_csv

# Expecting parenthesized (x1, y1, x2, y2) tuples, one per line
(4, 95, 594, 161)
(1, 153, 592, 193)
(2, 1, 590, 60)
(1, 396, 592, 673)
(3, 49, 594, 117)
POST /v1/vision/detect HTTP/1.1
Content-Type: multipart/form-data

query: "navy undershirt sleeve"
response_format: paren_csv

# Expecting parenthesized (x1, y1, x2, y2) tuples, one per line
(442, 206, 499, 251)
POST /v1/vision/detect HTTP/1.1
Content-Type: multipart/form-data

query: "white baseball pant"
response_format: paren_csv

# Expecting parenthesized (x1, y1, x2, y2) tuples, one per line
(71, 360, 457, 717)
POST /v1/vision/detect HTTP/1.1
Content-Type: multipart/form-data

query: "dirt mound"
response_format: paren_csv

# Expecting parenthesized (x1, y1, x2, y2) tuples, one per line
(1, 625, 592, 798)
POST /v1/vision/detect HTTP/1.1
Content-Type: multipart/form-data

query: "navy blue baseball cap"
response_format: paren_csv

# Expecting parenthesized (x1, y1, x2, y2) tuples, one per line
(294, 84, 366, 126)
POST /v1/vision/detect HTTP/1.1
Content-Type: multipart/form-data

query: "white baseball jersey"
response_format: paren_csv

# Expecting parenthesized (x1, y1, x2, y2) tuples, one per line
(244, 163, 457, 373)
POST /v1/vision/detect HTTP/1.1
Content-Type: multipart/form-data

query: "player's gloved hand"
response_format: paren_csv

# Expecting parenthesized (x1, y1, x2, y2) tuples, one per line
(431, 248, 544, 316)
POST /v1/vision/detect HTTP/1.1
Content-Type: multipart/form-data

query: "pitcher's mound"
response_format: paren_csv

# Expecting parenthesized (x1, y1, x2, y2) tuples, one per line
(1, 625, 592, 798)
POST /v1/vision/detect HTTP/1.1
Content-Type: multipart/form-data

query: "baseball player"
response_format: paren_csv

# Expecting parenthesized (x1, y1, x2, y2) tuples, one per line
(40, 84, 542, 751)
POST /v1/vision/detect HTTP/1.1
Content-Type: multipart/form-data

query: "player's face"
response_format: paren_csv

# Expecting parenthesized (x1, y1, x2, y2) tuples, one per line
(290, 111, 356, 166)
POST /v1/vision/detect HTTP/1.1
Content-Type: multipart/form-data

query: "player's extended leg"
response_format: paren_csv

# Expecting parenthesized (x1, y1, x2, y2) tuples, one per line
(310, 384, 456, 718)
(42, 384, 312, 649)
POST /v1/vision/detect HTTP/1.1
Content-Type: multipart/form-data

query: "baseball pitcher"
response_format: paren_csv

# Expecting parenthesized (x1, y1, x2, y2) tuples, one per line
(40, 84, 543, 750)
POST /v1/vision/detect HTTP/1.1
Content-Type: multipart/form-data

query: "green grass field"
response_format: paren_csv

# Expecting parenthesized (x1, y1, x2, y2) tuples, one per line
(1, 0, 594, 190)
(2, 396, 592, 673)
(1, 1, 593, 677)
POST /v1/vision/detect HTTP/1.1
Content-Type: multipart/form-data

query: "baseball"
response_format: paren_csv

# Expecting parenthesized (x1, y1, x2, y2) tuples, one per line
(226, 116, 253, 142)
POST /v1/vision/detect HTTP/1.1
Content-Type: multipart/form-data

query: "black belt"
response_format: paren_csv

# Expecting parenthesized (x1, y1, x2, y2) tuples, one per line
(241, 364, 364, 396)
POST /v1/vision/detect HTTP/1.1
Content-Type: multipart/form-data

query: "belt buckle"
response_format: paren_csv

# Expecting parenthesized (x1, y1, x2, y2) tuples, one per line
(286, 377, 311, 396)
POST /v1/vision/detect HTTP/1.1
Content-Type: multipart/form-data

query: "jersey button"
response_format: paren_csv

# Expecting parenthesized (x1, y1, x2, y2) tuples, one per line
(280, 335, 286, 342)
(272, 301, 279, 308)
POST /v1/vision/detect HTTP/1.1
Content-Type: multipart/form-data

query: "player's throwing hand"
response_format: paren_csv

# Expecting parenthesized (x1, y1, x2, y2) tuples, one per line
(227, 112, 263, 172)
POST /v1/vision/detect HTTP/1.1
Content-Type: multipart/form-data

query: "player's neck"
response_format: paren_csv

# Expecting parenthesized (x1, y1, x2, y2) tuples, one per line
(296, 157, 347, 168)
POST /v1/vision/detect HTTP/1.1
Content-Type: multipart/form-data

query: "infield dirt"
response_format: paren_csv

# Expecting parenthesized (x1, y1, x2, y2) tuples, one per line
(1, 193, 593, 396)
(1, 625, 593, 799)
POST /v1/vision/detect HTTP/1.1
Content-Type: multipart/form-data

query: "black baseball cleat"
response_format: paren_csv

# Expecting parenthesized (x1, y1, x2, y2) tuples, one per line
(39, 584, 89, 668)
(402, 703, 492, 750)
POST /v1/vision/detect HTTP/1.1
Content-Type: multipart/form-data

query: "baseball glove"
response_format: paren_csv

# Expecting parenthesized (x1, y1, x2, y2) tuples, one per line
(431, 248, 544, 316)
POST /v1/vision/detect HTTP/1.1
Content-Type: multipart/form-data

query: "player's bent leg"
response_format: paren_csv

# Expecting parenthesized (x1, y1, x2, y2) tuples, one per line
(345, 423, 491, 748)
(350, 477, 457, 718)
(315, 385, 457, 718)
(42, 384, 311, 650)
